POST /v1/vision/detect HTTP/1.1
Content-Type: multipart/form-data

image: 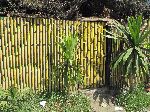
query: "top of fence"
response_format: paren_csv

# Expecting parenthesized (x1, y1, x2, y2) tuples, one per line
(78, 17, 112, 22)
(0, 14, 112, 22)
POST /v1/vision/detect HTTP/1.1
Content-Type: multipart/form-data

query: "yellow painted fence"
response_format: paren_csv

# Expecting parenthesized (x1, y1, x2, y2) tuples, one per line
(0, 17, 106, 91)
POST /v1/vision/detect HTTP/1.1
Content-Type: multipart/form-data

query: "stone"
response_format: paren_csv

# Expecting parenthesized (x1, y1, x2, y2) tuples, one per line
(101, 102, 107, 107)
(40, 101, 46, 107)
(115, 106, 124, 111)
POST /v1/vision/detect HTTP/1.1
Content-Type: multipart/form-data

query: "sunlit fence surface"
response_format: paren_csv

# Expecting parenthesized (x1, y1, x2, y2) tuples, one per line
(0, 17, 106, 91)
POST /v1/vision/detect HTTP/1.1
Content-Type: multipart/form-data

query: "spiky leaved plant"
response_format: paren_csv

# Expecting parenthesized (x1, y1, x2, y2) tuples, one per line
(106, 15, 150, 89)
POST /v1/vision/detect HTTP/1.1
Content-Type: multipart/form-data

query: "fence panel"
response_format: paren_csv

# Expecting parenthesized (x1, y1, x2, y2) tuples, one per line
(0, 17, 106, 91)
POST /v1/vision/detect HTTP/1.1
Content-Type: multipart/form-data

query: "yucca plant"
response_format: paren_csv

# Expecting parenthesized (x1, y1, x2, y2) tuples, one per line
(106, 15, 150, 89)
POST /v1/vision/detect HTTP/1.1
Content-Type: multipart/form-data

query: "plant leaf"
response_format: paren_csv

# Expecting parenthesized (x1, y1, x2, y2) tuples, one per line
(111, 51, 126, 69)
(135, 54, 140, 76)
(123, 48, 133, 62)
(126, 57, 133, 76)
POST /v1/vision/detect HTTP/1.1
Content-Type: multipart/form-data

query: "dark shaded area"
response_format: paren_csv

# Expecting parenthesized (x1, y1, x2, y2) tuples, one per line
(0, 0, 149, 20)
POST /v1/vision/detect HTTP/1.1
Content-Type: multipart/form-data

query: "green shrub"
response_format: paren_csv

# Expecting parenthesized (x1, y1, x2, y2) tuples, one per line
(58, 34, 83, 93)
(0, 86, 91, 112)
(47, 92, 91, 112)
(116, 84, 150, 112)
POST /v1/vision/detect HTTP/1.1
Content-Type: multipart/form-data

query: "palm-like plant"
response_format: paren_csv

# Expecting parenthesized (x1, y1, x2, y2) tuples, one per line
(106, 15, 150, 88)
(59, 34, 82, 92)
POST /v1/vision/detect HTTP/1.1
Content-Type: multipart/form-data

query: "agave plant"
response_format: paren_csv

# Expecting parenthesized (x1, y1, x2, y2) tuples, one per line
(106, 15, 150, 88)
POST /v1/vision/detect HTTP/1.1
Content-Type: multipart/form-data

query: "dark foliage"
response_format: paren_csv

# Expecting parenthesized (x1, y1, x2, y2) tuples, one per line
(79, 0, 150, 20)
(105, 0, 150, 20)
(0, 0, 86, 19)
(0, 0, 149, 20)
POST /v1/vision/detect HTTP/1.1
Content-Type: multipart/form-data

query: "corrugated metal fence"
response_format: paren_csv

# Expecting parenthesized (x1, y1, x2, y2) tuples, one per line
(0, 17, 106, 91)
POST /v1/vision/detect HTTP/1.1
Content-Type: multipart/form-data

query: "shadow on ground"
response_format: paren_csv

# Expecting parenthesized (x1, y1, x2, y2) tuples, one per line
(80, 87, 125, 112)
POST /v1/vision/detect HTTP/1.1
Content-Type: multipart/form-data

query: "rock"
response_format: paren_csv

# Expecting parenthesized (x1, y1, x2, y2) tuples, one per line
(101, 102, 107, 107)
(115, 106, 124, 111)
(40, 101, 46, 107)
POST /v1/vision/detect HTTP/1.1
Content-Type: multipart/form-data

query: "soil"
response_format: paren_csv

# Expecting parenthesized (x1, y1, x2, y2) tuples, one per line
(80, 87, 125, 112)
(80, 87, 150, 112)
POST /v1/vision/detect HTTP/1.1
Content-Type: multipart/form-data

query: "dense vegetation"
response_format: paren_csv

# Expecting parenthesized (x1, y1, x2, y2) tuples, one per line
(0, 0, 149, 20)
(116, 84, 150, 112)
(0, 86, 92, 112)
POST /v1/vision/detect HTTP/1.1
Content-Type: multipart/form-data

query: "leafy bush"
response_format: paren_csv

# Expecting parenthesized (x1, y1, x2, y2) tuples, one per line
(116, 84, 150, 112)
(0, 86, 39, 112)
(0, 86, 91, 112)
(58, 34, 83, 92)
(47, 92, 92, 112)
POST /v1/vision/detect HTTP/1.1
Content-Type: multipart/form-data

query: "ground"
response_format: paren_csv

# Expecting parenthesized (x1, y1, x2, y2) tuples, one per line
(80, 87, 125, 112)
(80, 87, 150, 112)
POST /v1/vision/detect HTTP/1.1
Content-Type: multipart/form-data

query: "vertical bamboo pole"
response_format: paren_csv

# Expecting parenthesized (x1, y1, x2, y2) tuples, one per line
(21, 18, 25, 88)
(36, 18, 39, 90)
(40, 19, 44, 90)
(42, 18, 46, 91)
(94, 22, 99, 87)
(1, 18, 5, 88)
(4, 18, 9, 89)
(61, 19, 66, 90)
(47, 18, 51, 92)
(22, 18, 28, 88)
(24, 19, 28, 88)
(17, 18, 20, 88)
(80, 21, 83, 87)
(15, 17, 19, 88)
(102, 22, 106, 85)
(32, 18, 37, 90)
(26, 19, 31, 88)
(49, 18, 53, 91)
(59, 20, 63, 90)
(56, 20, 60, 91)
(97, 23, 102, 85)
(45, 18, 48, 91)
(53, 19, 57, 91)
(91, 22, 94, 87)
(6, 18, 10, 88)
(30, 18, 34, 90)
(10, 17, 13, 88)
(56, 19, 59, 91)
(93, 22, 97, 87)
(88, 21, 91, 87)
(51, 18, 54, 91)
(0, 17, 2, 86)
(17, 17, 22, 89)
(3, 19, 6, 89)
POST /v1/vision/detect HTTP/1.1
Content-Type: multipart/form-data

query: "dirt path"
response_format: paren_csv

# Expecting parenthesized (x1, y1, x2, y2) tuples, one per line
(80, 87, 125, 112)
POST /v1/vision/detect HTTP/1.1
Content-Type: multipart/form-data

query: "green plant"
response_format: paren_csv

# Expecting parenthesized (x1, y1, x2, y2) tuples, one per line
(47, 92, 92, 112)
(0, 86, 35, 112)
(58, 34, 83, 92)
(106, 15, 150, 88)
(0, 87, 91, 112)
(116, 84, 150, 112)
(0, 86, 49, 112)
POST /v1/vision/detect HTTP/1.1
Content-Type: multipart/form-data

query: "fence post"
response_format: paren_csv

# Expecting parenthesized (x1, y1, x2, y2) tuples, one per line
(105, 25, 112, 87)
